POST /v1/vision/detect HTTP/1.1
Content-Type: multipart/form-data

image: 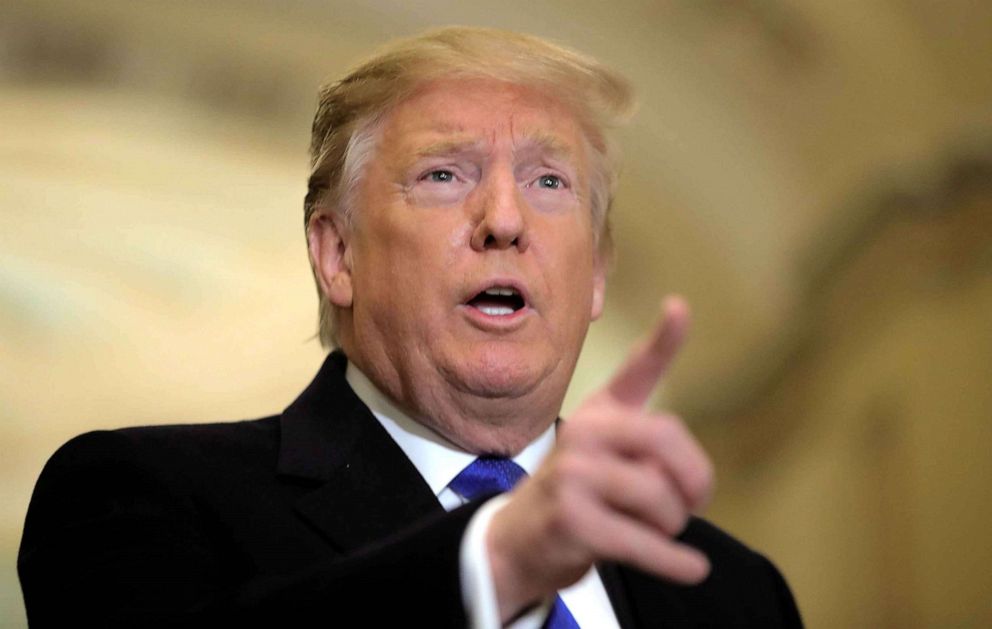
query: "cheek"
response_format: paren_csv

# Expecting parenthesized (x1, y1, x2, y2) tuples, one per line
(362, 218, 468, 312)
(539, 226, 598, 317)
(351, 230, 408, 312)
(443, 222, 475, 264)
(536, 214, 596, 268)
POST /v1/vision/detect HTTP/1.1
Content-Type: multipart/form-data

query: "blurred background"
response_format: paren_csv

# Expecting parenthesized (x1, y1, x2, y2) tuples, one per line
(1, 0, 990, 626)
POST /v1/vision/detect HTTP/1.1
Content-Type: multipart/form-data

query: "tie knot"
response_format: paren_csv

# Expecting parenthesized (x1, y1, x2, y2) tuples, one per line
(449, 457, 527, 501)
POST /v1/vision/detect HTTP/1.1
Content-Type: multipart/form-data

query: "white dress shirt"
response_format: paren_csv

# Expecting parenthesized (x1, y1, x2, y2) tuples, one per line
(346, 364, 620, 629)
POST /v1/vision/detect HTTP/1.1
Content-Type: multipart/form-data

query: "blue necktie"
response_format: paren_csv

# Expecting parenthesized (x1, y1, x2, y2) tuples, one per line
(449, 457, 581, 629)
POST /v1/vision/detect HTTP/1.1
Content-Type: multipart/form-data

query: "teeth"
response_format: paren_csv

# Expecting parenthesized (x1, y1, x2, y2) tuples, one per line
(484, 287, 517, 296)
(479, 305, 515, 316)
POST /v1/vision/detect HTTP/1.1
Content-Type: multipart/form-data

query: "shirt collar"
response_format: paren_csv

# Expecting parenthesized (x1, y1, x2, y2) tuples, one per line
(345, 362, 555, 496)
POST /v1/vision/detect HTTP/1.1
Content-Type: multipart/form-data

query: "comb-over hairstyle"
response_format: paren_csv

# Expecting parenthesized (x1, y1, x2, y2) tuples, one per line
(305, 26, 635, 347)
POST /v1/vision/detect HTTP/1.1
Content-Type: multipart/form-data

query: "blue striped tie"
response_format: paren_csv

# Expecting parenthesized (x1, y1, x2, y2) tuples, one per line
(449, 457, 581, 629)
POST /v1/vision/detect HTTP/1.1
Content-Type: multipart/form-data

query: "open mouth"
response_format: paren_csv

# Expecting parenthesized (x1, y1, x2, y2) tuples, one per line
(466, 286, 526, 317)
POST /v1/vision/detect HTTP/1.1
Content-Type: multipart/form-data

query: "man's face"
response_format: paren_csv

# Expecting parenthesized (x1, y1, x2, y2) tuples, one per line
(315, 79, 606, 450)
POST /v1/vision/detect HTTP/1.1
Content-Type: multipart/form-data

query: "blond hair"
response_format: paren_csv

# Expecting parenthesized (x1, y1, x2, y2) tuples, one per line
(305, 26, 634, 347)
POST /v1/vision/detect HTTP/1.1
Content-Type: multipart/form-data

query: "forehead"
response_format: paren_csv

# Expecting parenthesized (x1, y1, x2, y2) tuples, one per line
(376, 79, 588, 162)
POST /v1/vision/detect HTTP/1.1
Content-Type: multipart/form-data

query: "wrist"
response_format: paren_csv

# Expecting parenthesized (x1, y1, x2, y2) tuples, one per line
(487, 503, 550, 622)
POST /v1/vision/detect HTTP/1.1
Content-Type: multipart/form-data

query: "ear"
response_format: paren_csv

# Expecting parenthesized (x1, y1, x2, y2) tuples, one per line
(307, 211, 354, 308)
(590, 252, 607, 321)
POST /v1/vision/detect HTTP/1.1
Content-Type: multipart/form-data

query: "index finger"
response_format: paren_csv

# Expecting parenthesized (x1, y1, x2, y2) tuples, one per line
(604, 295, 690, 408)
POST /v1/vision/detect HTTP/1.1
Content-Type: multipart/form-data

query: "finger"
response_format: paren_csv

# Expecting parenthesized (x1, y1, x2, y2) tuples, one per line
(567, 489, 710, 584)
(589, 455, 690, 536)
(597, 413, 715, 511)
(604, 295, 690, 409)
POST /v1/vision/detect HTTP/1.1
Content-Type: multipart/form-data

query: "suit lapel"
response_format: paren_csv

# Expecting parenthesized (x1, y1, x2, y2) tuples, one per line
(597, 562, 639, 629)
(277, 351, 444, 553)
(601, 562, 696, 629)
(276, 354, 700, 626)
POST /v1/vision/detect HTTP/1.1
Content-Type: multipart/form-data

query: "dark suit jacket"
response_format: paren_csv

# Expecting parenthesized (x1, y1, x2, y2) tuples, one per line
(19, 351, 802, 627)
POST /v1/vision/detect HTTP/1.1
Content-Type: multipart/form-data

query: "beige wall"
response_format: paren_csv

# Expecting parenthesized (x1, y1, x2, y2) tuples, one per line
(697, 190, 992, 627)
(2, 1, 991, 626)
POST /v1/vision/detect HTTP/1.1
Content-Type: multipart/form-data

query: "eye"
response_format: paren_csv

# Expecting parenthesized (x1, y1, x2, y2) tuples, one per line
(409, 166, 472, 207)
(424, 169, 455, 183)
(522, 169, 576, 214)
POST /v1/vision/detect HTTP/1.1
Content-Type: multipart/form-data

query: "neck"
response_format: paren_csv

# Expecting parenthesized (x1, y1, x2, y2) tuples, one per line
(343, 350, 562, 456)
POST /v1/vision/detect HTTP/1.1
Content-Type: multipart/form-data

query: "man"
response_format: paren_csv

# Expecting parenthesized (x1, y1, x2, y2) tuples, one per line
(19, 27, 802, 627)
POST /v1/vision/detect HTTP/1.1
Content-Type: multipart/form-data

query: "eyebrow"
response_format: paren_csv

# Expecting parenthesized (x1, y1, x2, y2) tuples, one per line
(403, 128, 580, 173)
(513, 131, 577, 164)
(413, 137, 487, 160)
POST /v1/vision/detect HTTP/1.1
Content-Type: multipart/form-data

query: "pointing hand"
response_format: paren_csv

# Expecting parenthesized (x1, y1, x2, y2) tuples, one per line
(488, 296, 714, 620)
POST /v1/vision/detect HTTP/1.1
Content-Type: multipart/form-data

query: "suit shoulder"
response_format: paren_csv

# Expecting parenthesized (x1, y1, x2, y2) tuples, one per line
(679, 515, 790, 585)
(59, 417, 278, 459)
(35, 417, 281, 493)
(680, 516, 766, 566)
(22, 418, 282, 545)
(675, 516, 804, 626)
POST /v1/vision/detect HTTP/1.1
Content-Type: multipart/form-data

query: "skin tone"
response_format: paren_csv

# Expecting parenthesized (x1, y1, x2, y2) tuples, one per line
(309, 78, 713, 622)
(488, 297, 713, 620)
(309, 78, 606, 455)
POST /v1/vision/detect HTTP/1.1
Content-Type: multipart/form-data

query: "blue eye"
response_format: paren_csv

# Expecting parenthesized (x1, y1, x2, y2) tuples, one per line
(537, 174, 563, 189)
(426, 170, 454, 183)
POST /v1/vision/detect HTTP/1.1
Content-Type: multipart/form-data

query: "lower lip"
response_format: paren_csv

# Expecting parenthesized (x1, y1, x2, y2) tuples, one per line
(459, 304, 532, 330)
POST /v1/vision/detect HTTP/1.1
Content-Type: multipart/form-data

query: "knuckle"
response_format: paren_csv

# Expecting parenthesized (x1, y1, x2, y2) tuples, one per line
(552, 451, 588, 484)
(628, 461, 660, 500)
(653, 477, 689, 534)
(546, 488, 584, 539)
(686, 458, 715, 504)
(669, 507, 691, 535)
(558, 418, 598, 450)
(700, 458, 716, 490)
(607, 534, 637, 561)
(653, 414, 683, 444)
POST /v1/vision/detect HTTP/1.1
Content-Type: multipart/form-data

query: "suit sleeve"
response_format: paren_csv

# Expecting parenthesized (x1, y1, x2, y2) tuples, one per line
(18, 430, 475, 628)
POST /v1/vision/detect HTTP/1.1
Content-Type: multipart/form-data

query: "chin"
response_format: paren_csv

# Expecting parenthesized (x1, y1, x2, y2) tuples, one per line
(448, 344, 553, 400)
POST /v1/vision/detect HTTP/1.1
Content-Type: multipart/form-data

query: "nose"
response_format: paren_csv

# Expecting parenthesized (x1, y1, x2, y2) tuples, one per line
(470, 169, 530, 252)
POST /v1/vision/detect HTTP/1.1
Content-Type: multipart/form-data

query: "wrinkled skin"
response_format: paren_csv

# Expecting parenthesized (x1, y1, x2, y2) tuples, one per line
(308, 79, 714, 622)
(309, 78, 605, 454)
